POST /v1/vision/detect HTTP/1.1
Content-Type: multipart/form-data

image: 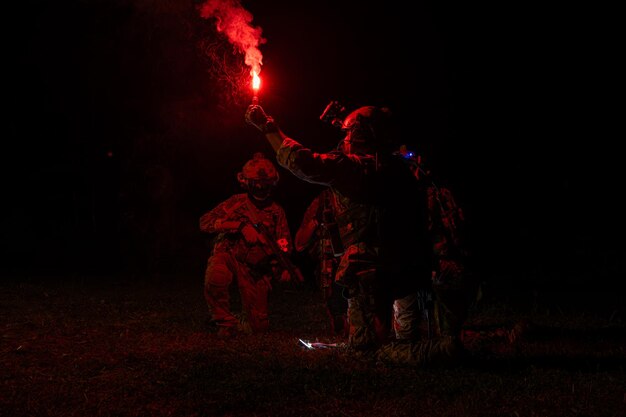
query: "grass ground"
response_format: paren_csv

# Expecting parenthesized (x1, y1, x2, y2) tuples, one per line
(1, 275, 625, 417)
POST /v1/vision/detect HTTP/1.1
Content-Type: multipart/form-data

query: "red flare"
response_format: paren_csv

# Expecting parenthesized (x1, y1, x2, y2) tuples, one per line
(251, 71, 260, 104)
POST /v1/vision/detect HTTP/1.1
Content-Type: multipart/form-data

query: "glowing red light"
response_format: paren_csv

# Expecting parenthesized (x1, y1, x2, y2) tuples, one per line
(252, 71, 260, 91)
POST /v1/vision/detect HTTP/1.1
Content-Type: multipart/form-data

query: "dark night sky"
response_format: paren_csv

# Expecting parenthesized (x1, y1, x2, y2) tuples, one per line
(2, 1, 623, 290)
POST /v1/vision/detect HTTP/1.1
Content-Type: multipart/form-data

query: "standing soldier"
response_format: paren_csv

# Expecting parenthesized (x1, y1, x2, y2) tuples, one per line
(295, 188, 348, 337)
(200, 152, 294, 337)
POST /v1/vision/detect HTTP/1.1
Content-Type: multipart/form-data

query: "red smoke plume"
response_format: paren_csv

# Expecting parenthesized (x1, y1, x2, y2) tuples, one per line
(198, 0, 265, 77)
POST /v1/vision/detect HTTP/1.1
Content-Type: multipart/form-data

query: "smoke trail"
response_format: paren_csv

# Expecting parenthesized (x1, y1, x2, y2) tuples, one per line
(198, 0, 265, 77)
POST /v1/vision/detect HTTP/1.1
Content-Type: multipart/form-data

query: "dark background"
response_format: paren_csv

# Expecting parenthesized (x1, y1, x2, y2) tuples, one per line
(2, 1, 623, 292)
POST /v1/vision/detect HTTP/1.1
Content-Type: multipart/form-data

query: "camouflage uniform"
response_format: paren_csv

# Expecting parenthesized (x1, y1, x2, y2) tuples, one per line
(391, 149, 477, 343)
(277, 138, 432, 351)
(200, 193, 292, 334)
(376, 180, 472, 366)
(427, 184, 477, 338)
(246, 104, 463, 366)
(295, 189, 348, 337)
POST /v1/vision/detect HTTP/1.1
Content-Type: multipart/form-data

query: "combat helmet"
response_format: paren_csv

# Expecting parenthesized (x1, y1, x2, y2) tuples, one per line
(237, 152, 279, 200)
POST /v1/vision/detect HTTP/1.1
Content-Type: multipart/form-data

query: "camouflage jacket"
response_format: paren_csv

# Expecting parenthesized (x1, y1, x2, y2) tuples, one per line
(277, 138, 379, 249)
(294, 189, 337, 254)
(426, 183, 472, 288)
(277, 138, 432, 287)
(199, 193, 293, 268)
(427, 185, 466, 259)
(295, 189, 340, 288)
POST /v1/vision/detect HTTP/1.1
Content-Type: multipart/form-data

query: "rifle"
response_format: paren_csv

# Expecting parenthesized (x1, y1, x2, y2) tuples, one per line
(250, 221, 305, 283)
(244, 199, 304, 283)
(320, 191, 345, 257)
(316, 191, 342, 289)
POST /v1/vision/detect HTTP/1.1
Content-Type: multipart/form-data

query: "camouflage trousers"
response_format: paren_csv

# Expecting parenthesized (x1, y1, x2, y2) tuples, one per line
(346, 287, 393, 350)
(432, 270, 480, 337)
(204, 251, 271, 333)
(393, 289, 434, 341)
(375, 335, 463, 367)
(336, 243, 394, 350)
(322, 281, 348, 337)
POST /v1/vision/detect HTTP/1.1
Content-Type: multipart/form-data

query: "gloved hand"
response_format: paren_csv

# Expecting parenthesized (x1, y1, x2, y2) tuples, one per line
(278, 269, 291, 283)
(245, 105, 277, 133)
(240, 223, 261, 244)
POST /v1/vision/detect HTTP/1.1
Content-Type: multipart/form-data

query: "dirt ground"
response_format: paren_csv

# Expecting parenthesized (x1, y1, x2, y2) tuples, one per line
(1, 276, 625, 417)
